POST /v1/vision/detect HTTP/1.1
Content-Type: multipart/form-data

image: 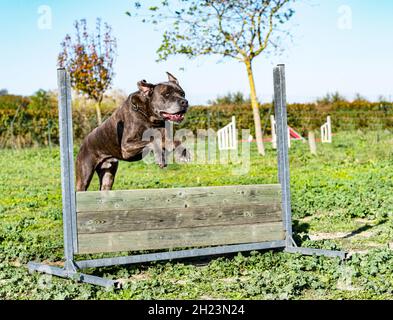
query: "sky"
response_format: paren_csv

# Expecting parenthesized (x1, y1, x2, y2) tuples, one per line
(0, 0, 392, 104)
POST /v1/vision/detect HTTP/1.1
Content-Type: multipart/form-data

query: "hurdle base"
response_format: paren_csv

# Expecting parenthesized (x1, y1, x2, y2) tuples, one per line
(28, 240, 346, 288)
(27, 262, 119, 288)
(284, 235, 346, 260)
(284, 246, 346, 260)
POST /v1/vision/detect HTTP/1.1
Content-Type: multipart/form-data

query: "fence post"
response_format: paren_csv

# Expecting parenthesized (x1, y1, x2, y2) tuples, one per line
(273, 64, 293, 246)
(271, 115, 277, 149)
(232, 116, 238, 151)
(327, 116, 332, 143)
(57, 68, 78, 268)
(207, 110, 211, 161)
(308, 131, 317, 155)
(321, 116, 332, 143)
(47, 119, 52, 151)
(287, 128, 291, 149)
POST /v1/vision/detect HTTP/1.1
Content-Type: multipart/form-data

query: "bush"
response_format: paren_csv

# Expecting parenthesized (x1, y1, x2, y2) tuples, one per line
(207, 92, 251, 105)
(179, 101, 393, 135)
(0, 90, 122, 148)
(1, 91, 392, 148)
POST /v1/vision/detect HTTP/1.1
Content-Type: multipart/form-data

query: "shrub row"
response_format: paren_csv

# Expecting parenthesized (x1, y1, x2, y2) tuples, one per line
(178, 101, 393, 138)
(1, 93, 392, 148)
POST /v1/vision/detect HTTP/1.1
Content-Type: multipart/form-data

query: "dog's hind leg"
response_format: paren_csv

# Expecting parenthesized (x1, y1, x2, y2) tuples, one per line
(76, 155, 95, 192)
(97, 159, 119, 191)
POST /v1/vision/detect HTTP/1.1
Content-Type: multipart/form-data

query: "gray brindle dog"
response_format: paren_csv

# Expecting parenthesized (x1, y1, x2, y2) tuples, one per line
(76, 72, 189, 191)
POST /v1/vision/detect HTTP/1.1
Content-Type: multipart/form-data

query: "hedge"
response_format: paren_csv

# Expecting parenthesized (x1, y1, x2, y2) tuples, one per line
(1, 94, 392, 148)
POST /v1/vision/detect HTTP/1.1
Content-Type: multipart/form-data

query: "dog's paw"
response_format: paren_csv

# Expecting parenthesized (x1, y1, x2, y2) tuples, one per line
(158, 162, 167, 169)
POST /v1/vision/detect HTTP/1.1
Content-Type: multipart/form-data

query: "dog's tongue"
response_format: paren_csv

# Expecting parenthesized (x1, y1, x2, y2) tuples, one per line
(163, 112, 184, 122)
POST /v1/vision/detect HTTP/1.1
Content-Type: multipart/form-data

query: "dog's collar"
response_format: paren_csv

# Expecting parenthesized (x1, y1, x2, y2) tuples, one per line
(131, 101, 165, 127)
(131, 102, 150, 119)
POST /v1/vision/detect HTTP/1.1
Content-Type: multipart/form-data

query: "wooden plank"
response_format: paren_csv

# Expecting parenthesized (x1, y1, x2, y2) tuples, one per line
(77, 222, 285, 254)
(77, 203, 282, 234)
(76, 184, 281, 213)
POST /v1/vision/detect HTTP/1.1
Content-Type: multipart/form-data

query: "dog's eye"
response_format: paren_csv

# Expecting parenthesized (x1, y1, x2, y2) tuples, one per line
(181, 92, 185, 97)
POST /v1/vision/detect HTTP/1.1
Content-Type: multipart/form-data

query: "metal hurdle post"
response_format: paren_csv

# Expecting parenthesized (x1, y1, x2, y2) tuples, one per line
(27, 69, 118, 288)
(273, 64, 345, 259)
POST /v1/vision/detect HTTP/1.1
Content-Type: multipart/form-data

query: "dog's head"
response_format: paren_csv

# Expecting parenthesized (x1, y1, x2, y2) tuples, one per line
(137, 72, 189, 123)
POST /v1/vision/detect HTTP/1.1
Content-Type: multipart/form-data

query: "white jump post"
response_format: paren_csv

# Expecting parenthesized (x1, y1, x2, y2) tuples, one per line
(271, 115, 291, 149)
(287, 126, 291, 148)
(321, 116, 332, 143)
(271, 115, 277, 149)
(217, 116, 237, 151)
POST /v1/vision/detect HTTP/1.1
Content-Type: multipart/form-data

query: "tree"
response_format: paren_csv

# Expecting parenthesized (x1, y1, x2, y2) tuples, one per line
(0, 89, 8, 96)
(29, 89, 55, 110)
(58, 18, 117, 125)
(129, 0, 295, 155)
(317, 92, 347, 105)
(208, 91, 250, 105)
(353, 93, 368, 103)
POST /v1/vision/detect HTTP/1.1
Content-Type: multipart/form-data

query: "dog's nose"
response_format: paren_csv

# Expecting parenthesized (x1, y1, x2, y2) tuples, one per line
(180, 99, 189, 108)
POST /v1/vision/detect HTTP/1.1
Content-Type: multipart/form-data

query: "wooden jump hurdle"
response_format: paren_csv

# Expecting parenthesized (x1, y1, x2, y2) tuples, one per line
(217, 116, 237, 151)
(76, 185, 284, 254)
(321, 116, 332, 143)
(27, 65, 345, 288)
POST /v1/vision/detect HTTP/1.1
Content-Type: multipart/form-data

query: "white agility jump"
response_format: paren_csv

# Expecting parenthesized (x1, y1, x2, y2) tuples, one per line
(271, 115, 303, 149)
(217, 116, 238, 151)
(321, 116, 332, 143)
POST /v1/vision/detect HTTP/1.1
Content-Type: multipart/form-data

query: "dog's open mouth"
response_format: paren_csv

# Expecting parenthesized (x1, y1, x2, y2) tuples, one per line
(161, 111, 185, 123)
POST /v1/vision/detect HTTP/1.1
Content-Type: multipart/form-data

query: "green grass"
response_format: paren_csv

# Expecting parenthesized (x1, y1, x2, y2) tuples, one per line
(1, 130, 393, 299)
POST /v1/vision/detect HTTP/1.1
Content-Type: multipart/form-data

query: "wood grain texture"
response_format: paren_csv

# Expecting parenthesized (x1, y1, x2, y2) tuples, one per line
(77, 222, 285, 254)
(77, 203, 282, 234)
(75, 184, 284, 254)
(76, 184, 281, 212)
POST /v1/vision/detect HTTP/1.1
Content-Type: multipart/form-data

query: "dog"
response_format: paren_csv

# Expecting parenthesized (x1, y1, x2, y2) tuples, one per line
(75, 72, 189, 191)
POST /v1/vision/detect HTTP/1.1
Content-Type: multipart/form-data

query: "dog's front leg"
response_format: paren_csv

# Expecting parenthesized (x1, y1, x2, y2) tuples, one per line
(152, 134, 166, 169)
(121, 140, 151, 160)
(122, 139, 166, 168)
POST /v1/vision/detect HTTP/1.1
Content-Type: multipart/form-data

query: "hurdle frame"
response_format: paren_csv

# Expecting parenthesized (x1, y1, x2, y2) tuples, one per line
(321, 116, 332, 143)
(217, 116, 238, 151)
(28, 65, 346, 288)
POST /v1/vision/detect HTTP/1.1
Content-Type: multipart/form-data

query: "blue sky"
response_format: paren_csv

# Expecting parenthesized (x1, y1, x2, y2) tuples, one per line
(0, 0, 392, 104)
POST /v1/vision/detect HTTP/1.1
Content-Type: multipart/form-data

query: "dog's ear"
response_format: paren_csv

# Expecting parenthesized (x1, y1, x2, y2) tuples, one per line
(166, 72, 179, 84)
(137, 80, 155, 97)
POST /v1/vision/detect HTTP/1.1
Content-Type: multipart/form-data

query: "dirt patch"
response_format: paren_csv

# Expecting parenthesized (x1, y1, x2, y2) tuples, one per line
(10, 260, 22, 267)
(309, 230, 374, 241)
(116, 273, 151, 287)
(200, 295, 220, 300)
(354, 218, 378, 224)
(309, 232, 351, 241)
(130, 273, 150, 281)
(10, 260, 63, 268)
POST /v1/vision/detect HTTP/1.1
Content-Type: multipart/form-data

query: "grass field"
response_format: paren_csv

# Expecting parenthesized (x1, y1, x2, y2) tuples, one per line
(1, 130, 393, 299)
